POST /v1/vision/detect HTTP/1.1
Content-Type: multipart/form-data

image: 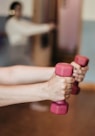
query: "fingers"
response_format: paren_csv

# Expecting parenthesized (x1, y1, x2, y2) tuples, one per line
(73, 66, 88, 75)
(61, 85, 72, 99)
(65, 77, 75, 84)
(71, 61, 88, 82)
(54, 92, 70, 101)
(75, 75, 84, 82)
(71, 62, 82, 75)
(71, 62, 88, 73)
(65, 84, 73, 89)
(81, 66, 89, 73)
(65, 94, 70, 99)
(55, 76, 74, 85)
(49, 23, 56, 30)
(65, 89, 72, 95)
(71, 62, 81, 70)
(55, 76, 74, 94)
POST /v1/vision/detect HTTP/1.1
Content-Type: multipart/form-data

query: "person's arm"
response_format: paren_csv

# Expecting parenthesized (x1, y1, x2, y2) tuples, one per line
(0, 66, 55, 85)
(0, 83, 48, 107)
(13, 21, 55, 36)
(0, 64, 88, 85)
(0, 75, 74, 107)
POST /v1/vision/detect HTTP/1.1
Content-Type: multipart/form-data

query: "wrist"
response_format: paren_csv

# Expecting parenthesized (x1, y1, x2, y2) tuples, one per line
(38, 82, 50, 101)
(43, 82, 50, 101)
(46, 67, 55, 80)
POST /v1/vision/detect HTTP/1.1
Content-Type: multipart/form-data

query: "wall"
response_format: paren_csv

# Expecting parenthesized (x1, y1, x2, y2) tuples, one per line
(0, 0, 34, 32)
(82, 0, 95, 21)
(80, 0, 95, 83)
(0, 0, 34, 17)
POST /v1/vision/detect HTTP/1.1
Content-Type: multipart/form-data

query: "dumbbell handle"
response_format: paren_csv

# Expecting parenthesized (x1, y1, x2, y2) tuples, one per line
(71, 55, 89, 94)
(50, 63, 73, 115)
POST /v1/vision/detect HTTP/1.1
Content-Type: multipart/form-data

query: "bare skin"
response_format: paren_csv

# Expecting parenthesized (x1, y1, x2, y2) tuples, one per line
(0, 64, 88, 85)
(0, 63, 88, 107)
(0, 75, 74, 107)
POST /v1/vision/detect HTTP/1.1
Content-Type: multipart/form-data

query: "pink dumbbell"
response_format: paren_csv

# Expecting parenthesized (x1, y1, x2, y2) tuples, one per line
(50, 63, 73, 115)
(71, 55, 89, 95)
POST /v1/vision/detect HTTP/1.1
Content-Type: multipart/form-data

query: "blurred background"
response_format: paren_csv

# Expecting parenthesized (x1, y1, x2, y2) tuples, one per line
(0, 0, 95, 136)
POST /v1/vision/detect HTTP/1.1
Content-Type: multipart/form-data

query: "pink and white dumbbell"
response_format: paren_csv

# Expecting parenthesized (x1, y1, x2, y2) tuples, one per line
(50, 63, 73, 115)
(71, 55, 89, 95)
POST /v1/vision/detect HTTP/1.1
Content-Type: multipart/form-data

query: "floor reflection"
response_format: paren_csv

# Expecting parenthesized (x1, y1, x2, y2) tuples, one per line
(0, 90, 95, 136)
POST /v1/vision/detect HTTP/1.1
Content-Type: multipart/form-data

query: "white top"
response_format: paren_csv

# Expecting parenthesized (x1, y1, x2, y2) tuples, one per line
(5, 17, 50, 46)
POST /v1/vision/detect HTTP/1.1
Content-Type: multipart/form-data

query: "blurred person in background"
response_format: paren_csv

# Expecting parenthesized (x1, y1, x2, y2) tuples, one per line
(5, 1, 55, 66)
(3, 1, 55, 111)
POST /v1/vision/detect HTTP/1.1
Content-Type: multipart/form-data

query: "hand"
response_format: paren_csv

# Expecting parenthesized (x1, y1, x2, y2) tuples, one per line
(49, 23, 56, 31)
(71, 62, 89, 82)
(46, 74, 74, 102)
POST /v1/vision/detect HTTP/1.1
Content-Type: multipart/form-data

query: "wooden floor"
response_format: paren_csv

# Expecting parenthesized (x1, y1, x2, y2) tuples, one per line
(0, 90, 95, 136)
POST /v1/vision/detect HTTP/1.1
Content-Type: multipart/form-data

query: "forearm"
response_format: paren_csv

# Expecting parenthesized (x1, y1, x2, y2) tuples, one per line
(0, 66, 54, 85)
(26, 24, 50, 36)
(0, 82, 48, 107)
(17, 23, 51, 36)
